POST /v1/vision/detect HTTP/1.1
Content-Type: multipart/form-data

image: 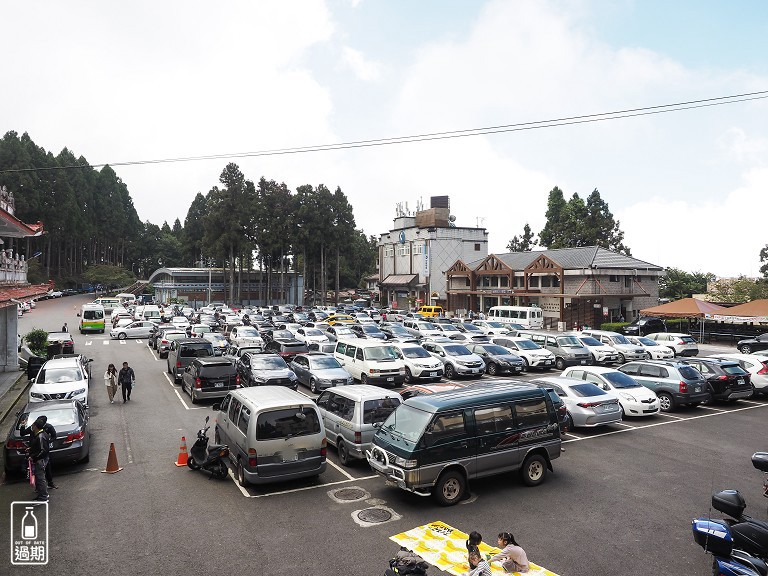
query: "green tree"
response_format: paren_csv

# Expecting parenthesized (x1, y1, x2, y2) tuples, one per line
(709, 276, 768, 302)
(182, 192, 208, 266)
(506, 223, 537, 252)
(760, 244, 768, 277)
(659, 268, 714, 300)
(538, 187, 567, 248)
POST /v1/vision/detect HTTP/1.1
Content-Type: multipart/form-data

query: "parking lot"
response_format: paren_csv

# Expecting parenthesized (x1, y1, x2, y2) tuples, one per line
(2, 296, 767, 576)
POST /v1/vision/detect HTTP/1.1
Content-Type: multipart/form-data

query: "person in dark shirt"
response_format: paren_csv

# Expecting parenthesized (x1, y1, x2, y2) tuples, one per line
(27, 418, 50, 501)
(22, 414, 58, 489)
(118, 361, 135, 403)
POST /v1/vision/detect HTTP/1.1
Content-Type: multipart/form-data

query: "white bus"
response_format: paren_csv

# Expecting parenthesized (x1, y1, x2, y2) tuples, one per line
(487, 306, 544, 329)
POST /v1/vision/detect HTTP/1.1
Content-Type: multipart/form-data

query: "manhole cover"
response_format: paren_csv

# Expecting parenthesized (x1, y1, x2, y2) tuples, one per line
(356, 507, 392, 523)
(334, 488, 367, 501)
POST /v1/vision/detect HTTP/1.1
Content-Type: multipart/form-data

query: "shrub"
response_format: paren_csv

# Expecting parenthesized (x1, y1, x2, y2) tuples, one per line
(25, 328, 48, 357)
(600, 322, 629, 332)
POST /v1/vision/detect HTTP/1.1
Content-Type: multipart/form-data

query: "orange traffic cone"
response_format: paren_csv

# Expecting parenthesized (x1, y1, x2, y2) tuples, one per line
(101, 442, 123, 474)
(174, 436, 189, 467)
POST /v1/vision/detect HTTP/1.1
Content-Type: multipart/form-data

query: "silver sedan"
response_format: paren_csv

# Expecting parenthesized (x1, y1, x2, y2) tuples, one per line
(531, 376, 622, 429)
(110, 320, 157, 340)
(289, 353, 353, 394)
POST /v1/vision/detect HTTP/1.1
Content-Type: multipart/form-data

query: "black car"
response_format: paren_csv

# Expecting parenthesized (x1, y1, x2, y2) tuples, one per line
(181, 358, 240, 403)
(466, 343, 525, 375)
(236, 352, 298, 389)
(3, 400, 90, 476)
(621, 317, 667, 337)
(349, 323, 387, 340)
(679, 358, 753, 402)
(264, 339, 309, 362)
(736, 333, 768, 355)
(529, 381, 570, 435)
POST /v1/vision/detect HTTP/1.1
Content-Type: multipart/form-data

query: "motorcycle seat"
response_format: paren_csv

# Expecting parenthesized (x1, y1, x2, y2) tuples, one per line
(731, 550, 768, 576)
(207, 444, 227, 452)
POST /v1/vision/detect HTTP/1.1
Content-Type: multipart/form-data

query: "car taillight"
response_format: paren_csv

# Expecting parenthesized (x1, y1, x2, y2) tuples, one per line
(176, 361, 181, 368)
(758, 363, 768, 375)
(354, 431, 362, 444)
(161, 340, 168, 345)
(64, 430, 85, 444)
(6, 439, 26, 450)
(236, 374, 241, 386)
(248, 448, 257, 467)
(717, 375, 727, 380)
(321, 437, 327, 457)
(577, 402, 599, 408)
(195, 378, 202, 389)
(679, 381, 688, 393)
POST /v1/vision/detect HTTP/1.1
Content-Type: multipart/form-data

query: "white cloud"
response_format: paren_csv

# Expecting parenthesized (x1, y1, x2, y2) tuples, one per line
(342, 46, 382, 82)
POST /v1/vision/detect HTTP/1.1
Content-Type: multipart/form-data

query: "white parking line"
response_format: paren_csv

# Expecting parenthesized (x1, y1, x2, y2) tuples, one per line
(738, 399, 762, 405)
(654, 412, 684, 420)
(162, 372, 203, 410)
(326, 458, 356, 481)
(697, 405, 726, 412)
(103, 341, 110, 346)
(613, 422, 635, 428)
(85, 341, 92, 346)
(562, 402, 768, 444)
(234, 474, 380, 499)
(147, 346, 158, 362)
(119, 340, 126, 345)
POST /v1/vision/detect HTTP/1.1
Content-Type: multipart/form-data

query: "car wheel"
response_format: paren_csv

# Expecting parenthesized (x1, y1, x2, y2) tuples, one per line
(739, 345, 753, 354)
(564, 412, 574, 432)
(404, 367, 414, 383)
(521, 357, 529, 371)
(555, 357, 565, 371)
(361, 374, 369, 384)
(433, 470, 465, 506)
(521, 454, 547, 487)
(190, 390, 198, 404)
(309, 379, 318, 394)
(590, 354, 597, 365)
(487, 363, 498, 376)
(444, 364, 455, 379)
(338, 440, 350, 466)
(617, 404, 624, 419)
(118, 333, 127, 340)
(658, 392, 674, 412)
(237, 459, 248, 487)
(618, 353, 626, 364)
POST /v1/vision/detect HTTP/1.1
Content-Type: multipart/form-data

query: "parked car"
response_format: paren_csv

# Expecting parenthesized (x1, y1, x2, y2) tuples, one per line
(517, 330, 591, 370)
(678, 358, 753, 402)
(456, 322, 486, 336)
(579, 330, 648, 363)
(167, 339, 215, 382)
(289, 352, 353, 394)
(735, 333, 768, 355)
(399, 382, 468, 399)
(189, 324, 212, 338)
(621, 316, 667, 336)
(706, 353, 768, 396)
(433, 323, 463, 337)
(471, 320, 511, 335)
(465, 343, 524, 376)
(236, 352, 298, 389)
(327, 313, 356, 325)
(157, 330, 187, 359)
(323, 325, 356, 342)
(645, 332, 699, 357)
(391, 342, 444, 383)
(29, 357, 91, 406)
(561, 366, 660, 417)
(618, 359, 710, 411)
(228, 326, 265, 350)
(349, 323, 387, 340)
(3, 400, 91, 476)
(295, 327, 330, 346)
(625, 336, 675, 360)
(181, 358, 240, 403)
(421, 341, 485, 379)
(316, 385, 401, 465)
(379, 322, 419, 342)
(530, 376, 622, 428)
(202, 332, 229, 356)
(571, 335, 619, 365)
(261, 328, 296, 344)
(110, 320, 157, 340)
(308, 341, 338, 354)
(264, 339, 309, 362)
(403, 319, 443, 340)
(448, 332, 493, 345)
(170, 316, 191, 331)
(490, 336, 555, 370)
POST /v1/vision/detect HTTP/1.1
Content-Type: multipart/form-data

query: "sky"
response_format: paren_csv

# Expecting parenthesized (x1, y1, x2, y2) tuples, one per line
(2, 0, 768, 278)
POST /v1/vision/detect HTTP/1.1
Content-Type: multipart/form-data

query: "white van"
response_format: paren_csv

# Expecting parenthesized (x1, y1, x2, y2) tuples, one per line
(94, 297, 121, 314)
(334, 338, 406, 386)
(488, 306, 544, 329)
(116, 293, 136, 305)
(139, 304, 162, 323)
(213, 387, 327, 486)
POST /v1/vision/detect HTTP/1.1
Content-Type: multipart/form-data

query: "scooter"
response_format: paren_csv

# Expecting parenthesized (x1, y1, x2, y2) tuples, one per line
(187, 416, 229, 479)
(692, 518, 767, 576)
(710, 453, 768, 560)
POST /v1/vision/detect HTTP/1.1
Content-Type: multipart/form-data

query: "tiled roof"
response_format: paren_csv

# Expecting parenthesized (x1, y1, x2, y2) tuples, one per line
(0, 284, 51, 307)
(491, 247, 662, 271)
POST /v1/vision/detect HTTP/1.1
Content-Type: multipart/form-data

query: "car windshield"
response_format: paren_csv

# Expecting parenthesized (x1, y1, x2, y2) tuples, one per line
(568, 383, 607, 397)
(334, 327, 354, 336)
(364, 346, 398, 361)
(272, 330, 294, 339)
(637, 337, 657, 346)
(309, 357, 341, 369)
(252, 357, 289, 370)
(303, 329, 323, 336)
(166, 333, 186, 341)
(238, 327, 259, 336)
(361, 325, 382, 333)
(443, 344, 472, 357)
(579, 336, 602, 346)
(388, 326, 411, 335)
(557, 336, 582, 347)
(678, 366, 702, 380)
(514, 339, 540, 350)
(439, 324, 460, 332)
(482, 345, 512, 356)
(416, 322, 435, 330)
(486, 321, 505, 329)
(381, 404, 431, 443)
(208, 335, 227, 344)
(38, 367, 83, 384)
(462, 323, 482, 332)
(722, 365, 747, 376)
(611, 335, 631, 345)
(17, 407, 76, 431)
(603, 372, 641, 389)
(401, 347, 431, 359)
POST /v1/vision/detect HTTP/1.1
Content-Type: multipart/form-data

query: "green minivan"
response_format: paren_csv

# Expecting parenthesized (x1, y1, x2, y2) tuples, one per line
(366, 381, 562, 505)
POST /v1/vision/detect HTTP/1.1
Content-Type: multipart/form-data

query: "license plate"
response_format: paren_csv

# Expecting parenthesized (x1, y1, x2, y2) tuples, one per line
(694, 386, 701, 392)
(580, 359, 587, 365)
(737, 378, 745, 385)
(387, 377, 394, 382)
(429, 372, 438, 377)
(545, 360, 552, 365)
(214, 382, 224, 388)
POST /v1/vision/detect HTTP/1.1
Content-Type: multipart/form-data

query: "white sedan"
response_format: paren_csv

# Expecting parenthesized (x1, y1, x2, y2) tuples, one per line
(110, 320, 157, 340)
(561, 365, 660, 417)
(170, 316, 191, 330)
(471, 320, 511, 335)
(228, 325, 264, 349)
(491, 336, 555, 370)
(626, 336, 674, 360)
(295, 327, 329, 345)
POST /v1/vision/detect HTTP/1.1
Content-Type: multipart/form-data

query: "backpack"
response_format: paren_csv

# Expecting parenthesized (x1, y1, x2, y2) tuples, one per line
(389, 548, 429, 575)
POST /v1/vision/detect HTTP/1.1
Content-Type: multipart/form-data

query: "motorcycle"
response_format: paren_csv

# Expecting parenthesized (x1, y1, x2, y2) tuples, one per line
(710, 453, 768, 561)
(187, 416, 229, 479)
(692, 518, 767, 576)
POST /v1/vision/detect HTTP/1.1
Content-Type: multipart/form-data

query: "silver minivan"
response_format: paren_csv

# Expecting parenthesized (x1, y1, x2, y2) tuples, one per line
(518, 330, 591, 370)
(315, 385, 401, 465)
(214, 387, 327, 486)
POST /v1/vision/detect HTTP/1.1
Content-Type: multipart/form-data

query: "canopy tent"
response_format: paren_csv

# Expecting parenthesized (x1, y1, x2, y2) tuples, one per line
(715, 299, 768, 318)
(640, 298, 726, 318)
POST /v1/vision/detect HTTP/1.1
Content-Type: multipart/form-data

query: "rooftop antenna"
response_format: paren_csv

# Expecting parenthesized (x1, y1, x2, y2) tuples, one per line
(475, 216, 486, 228)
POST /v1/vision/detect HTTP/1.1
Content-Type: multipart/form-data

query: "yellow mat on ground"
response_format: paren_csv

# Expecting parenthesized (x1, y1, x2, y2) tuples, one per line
(390, 521, 559, 576)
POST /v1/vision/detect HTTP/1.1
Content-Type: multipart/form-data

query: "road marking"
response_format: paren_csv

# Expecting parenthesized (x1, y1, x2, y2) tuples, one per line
(119, 340, 126, 345)
(613, 422, 635, 428)
(738, 399, 762, 405)
(103, 341, 110, 346)
(654, 412, 683, 420)
(326, 458, 356, 481)
(162, 372, 203, 410)
(136, 340, 143, 344)
(698, 405, 726, 412)
(234, 474, 380, 499)
(562, 402, 768, 444)
(85, 341, 92, 346)
(148, 346, 158, 362)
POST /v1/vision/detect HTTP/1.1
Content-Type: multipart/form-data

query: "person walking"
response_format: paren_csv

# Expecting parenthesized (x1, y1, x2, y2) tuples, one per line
(27, 418, 50, 501)
(61, 322, 68, 332)
(118, 361, 135, 403)
(104, 363, 118, 403)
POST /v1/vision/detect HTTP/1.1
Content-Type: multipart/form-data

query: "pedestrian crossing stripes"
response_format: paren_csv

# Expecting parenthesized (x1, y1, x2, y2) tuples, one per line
(85, 339, 148, 346)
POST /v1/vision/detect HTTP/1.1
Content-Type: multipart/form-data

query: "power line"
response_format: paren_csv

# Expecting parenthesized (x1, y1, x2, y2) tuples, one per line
(2, 90, 767, 174)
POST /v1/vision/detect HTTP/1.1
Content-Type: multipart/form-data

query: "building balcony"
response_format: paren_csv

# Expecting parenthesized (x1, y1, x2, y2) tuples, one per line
(0, 252, 28, 285)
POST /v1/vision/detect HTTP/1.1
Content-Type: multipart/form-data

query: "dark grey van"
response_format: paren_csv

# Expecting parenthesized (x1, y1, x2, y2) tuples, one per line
(366, 381, 562, 506)
(167, 338, 215, 382)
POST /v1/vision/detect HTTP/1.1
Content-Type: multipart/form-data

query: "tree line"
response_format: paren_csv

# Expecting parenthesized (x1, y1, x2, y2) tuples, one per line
(0, 131, 377, 303)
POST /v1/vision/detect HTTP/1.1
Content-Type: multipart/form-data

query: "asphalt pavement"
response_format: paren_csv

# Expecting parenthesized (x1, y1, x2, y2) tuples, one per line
(1, 296, 767, 575)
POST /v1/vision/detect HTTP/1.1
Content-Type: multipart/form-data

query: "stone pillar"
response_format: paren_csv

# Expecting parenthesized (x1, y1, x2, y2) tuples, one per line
(2, 305, 19, 372)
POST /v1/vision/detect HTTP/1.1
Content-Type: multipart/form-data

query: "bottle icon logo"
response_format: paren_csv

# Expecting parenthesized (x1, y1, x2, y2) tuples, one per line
(21, 507, 38, 540)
